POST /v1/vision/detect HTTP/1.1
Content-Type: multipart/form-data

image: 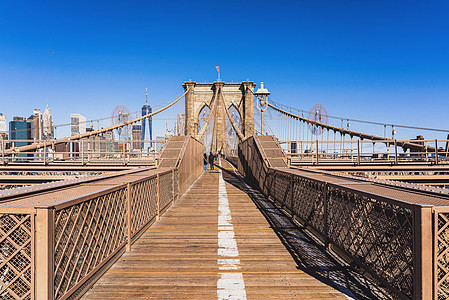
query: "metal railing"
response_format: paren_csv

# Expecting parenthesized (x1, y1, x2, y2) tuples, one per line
(0, 168, 178, 300)
(0, 212, 33, 299)
(239, 135, 449, 299)
(280, 138, 449, 165)
(0, 139, 165, 165)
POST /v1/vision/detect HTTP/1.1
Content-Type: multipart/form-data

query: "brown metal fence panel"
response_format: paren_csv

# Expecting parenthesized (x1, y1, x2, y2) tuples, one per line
(0, 213, 32, 300)
(174, 169, 179, 199)
(130, 177, 158, 234)
(327, 184, 414, 298)
(159, 172, 174, 211)
(53, 187, 128, 299)
(262, 168, 418, 299)
(291, 174, 326, 233)
(435, 208, 449, 300)
(177, 137, 204, 196)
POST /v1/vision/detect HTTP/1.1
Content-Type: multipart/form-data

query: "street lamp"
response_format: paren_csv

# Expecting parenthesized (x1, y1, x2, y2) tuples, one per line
(254, 82, 270, 135)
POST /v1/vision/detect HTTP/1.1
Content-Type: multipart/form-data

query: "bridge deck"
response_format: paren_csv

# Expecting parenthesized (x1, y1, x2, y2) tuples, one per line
(82, 160, 347, 299)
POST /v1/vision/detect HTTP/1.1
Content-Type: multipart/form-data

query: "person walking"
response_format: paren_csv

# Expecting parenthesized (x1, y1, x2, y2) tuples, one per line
(203, 153, 208, 171)
(209, 152, 215, 170)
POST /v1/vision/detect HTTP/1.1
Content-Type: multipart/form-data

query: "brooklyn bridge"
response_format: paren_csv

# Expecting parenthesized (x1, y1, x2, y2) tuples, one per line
(2, 80, 449, 300)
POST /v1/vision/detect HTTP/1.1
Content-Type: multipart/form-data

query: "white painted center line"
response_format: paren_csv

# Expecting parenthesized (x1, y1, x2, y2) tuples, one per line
(217, 159, 247, 300)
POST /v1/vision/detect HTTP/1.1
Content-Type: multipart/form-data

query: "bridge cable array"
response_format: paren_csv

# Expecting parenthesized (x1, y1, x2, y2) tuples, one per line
(266, 99, 440, 153)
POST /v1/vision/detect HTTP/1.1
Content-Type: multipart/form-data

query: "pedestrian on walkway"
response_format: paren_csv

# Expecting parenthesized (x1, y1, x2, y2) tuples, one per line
(203, 153, 208, 170)
(209, 152, 215, 170)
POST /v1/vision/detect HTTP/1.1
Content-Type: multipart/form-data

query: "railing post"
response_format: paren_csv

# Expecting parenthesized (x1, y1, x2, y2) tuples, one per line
(157, 174, 160, 220)
(315, 140, 319, 165)
(35, 207, 55, 300)
(126, 183, 132, 251)
(357, 139, 361, 165)
(81, 140, 84, 165)
(52, 142, 55, 162)
(435, 139, 439, 165)
(394, 139, 398, 165)
(413, 206, 433, 300)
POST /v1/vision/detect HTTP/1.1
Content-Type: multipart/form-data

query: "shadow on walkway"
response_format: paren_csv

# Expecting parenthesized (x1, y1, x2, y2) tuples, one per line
(218, 162, 393, 300)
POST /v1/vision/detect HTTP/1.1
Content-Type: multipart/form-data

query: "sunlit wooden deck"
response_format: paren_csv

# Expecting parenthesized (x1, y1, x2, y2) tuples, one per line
(82, 160, 346, 299)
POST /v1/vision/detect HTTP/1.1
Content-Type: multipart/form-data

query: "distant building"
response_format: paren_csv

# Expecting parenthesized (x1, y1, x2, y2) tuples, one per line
(9, 118, 31, 149)
(0, 133, 8, 152)
(0, 113, 6, 134)
(103, 130, 117, 154)
(13, 116, 26, 122)
(43, 105, 54, 140)
(71, 114, 86, 136)
(174, 113, 185, 136)
(141, 105, 152, 149)
(132, 124, 141, 150)
(27, 109, 43, 141)
(141, 89, 153, 149)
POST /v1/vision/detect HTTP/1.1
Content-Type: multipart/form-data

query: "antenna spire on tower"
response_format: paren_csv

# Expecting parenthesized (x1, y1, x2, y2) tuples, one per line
(146, 88, 148, 105)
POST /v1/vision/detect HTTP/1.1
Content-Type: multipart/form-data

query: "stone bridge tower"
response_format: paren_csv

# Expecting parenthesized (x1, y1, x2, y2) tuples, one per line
(182, 80, 256, 154)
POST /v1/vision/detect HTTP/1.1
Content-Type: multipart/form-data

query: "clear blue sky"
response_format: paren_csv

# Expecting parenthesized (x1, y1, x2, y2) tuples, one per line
(1, 0, 448, 140)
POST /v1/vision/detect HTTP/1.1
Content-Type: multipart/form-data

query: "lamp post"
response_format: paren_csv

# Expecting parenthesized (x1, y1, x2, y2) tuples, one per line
(254, 82, 270, 135)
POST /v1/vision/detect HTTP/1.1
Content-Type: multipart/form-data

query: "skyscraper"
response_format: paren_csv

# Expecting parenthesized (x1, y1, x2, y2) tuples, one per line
(71, 114, 86, 154)
(71, 114, 86, 136)
(9, 117, 31, 155)
(0, 113, 6, 134)
(27, 109, 43, 141)
(132, 124, 141, 150)
(43, 105, 54, 140)
(141, 88, 152, 149)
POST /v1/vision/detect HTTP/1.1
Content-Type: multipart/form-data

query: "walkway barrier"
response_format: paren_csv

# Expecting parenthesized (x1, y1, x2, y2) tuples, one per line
(157, 135, 204, 195)
(0, 135, 204, 299)
(239, 135, 449, 300)
(176, 137, 204, 195)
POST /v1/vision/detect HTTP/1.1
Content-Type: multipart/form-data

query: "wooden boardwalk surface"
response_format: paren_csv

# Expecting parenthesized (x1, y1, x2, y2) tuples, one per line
(82, 160, 346, 299)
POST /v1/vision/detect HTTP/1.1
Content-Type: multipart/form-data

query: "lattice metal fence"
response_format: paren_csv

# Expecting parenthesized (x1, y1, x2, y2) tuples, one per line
(436, 210, 449, 300)
(53, 187, 128, 299)
(159, 172, 174, 211)
(173, 169, 179, 199)
(327, 185, 414, 297)
(130, 177, 158, 234)
(264, 169, 416, 298)
(0, 213, 32, 300)
(292, 176, 326, 234)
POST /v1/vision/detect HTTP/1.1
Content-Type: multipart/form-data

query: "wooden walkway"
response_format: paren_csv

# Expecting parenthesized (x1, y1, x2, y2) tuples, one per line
(82, 160, 347, 299)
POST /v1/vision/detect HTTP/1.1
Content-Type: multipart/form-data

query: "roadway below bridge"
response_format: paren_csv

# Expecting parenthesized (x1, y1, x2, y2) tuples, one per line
(83, 159, 389, 299)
